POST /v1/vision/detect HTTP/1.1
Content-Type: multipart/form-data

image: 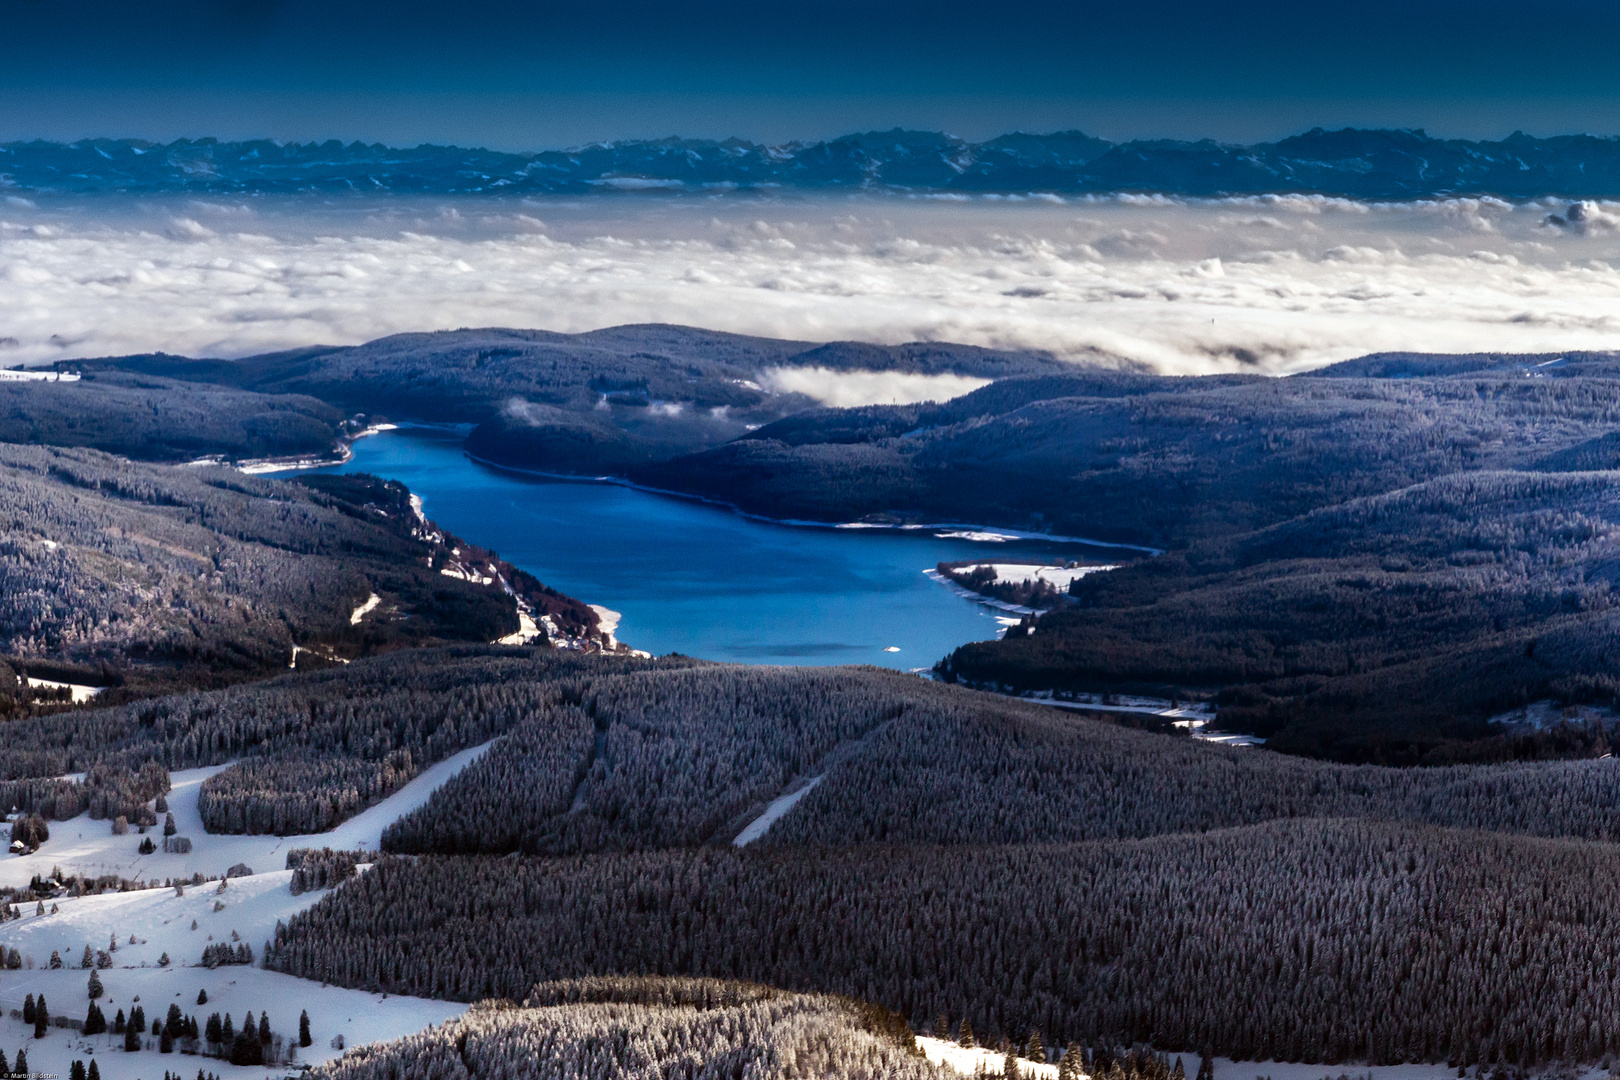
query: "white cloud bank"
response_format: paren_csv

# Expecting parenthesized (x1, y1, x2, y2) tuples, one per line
(2, 192, 1620, 374)
(759, 366, 992, 406)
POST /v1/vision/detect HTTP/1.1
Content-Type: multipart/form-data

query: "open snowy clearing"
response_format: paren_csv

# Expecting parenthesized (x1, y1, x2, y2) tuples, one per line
(960, 563, 1117, 590)
(24, 677, 103, 704)
(919, 1035, 1057, 1077)
(0, 743, 494, 889)
(0, 877, 465, 1077)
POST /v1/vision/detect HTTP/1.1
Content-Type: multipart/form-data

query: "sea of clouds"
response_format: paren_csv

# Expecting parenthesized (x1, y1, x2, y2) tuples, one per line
(3, 191, 1619, 377)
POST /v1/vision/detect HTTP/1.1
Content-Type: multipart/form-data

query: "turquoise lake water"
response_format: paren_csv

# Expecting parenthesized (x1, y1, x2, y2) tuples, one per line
(295, 428, 1112, 669)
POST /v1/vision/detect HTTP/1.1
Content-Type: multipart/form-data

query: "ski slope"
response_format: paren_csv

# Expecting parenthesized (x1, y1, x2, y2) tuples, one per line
(0, 742, 494, 890)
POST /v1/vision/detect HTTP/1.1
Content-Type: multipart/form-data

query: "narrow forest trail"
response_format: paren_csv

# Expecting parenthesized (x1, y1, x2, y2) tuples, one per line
(724, 717, 899, 846)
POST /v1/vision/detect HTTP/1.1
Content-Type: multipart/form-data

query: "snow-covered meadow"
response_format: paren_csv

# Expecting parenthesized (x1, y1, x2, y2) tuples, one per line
(0, 746, 503, 1079)
(0, 871, 468, 1078)
(1, 743, 494, 891)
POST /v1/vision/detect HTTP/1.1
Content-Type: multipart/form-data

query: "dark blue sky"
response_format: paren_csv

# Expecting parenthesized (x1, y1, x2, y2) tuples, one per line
(6, 0, 1620, 147)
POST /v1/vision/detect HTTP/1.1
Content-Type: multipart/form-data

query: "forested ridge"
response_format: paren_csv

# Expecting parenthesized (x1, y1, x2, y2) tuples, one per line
(0, 648, 700, 834)
(310, 978, 936, 1080)
(0, 372, 346, 463)
(0, 445, 603, 689)
(375, 663, 1620, 855)
(944, 469, 1620, 761)
(60, 326, 1060, 475)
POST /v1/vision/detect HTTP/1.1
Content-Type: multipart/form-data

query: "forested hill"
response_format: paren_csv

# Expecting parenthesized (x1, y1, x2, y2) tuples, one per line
(0, 371, 347, 464)
(56, 326, 1061, 472)
(636, 367, 1620, 547)
(0, 445, 602, 699)
(12, 128, 1620, 199)
(622, 362, 1620, 760)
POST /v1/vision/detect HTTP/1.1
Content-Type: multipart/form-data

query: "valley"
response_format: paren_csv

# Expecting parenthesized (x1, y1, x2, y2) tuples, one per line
(10, 328, 1620, 1079)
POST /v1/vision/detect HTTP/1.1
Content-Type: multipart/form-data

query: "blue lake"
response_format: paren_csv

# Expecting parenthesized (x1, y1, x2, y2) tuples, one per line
(294, 428, 1113, 669)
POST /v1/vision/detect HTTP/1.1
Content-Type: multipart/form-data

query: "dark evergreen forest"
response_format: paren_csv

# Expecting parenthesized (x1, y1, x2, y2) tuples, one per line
(0, 372, 345, 463)
(271, 821, 1620, 1068)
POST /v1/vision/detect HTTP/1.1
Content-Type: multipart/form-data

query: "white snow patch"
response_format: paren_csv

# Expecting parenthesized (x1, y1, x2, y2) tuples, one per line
(0, 875, 465, 1072)
(588, 605, 622, 649)
(934, 531, 1021, 543)
(496, 609, 543, 646)
(732, 776, 824, 847)
(0, 369, 78, 382)
(959, 563, 1117, 589)
(917, 1036, 1058, 1077)
(24, 677, 103, 704)
(0, 742, 495, 889)
(348, 593, 381, 626)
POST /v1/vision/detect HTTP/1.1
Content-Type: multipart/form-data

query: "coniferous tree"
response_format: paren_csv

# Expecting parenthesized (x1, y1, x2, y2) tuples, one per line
(84, 1002, 106, 1036)
(258, 1014, 270, 1045)
(86, 1061, 98, 1080)
(114, 1008, 126, 1034)
(1026, 1030, 1045, 1064)
(299, 1009, 311, 1048)
(87, 971, 102, 999)
(124, 1021, 140, 1052)
(229, 1028, 262, 1067)
(1005, 1049, 1022, 1080)
(13, 1050, 26, 1078)
(205, 1014, 221, 1046)
(960, 1019, 976, 1048)
(34, 995, 48, 1039)
(197, 989, 207, 1006)
(23, 993, 35, 1025)
(0, 1048, 10, 1075)
(80, 945, 92, 969)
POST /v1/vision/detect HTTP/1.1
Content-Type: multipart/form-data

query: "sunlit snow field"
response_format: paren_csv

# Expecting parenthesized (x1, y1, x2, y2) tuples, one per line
(3, 191, 1620, 372)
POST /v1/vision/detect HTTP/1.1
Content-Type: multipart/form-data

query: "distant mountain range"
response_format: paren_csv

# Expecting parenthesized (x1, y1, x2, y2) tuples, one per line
(8, 128, 1620, 199)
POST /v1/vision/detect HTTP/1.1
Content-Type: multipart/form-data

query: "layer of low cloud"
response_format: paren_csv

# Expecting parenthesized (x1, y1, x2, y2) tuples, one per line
(2, 193, 1619, 375)
(759, 366, 992, 407)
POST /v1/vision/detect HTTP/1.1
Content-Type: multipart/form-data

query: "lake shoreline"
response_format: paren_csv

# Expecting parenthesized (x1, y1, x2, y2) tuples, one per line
(461, 446, 1165, 555)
